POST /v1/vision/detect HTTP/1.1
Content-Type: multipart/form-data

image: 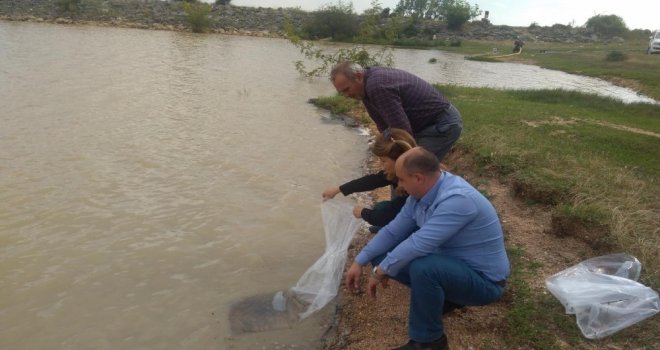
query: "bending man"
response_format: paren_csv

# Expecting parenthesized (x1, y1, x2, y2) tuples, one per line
(330, 61, 462, 162)
(344, 147, 510, 350)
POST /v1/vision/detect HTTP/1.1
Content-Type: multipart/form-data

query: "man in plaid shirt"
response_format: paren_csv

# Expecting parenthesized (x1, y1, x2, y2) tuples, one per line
(330, 61, 463, 162)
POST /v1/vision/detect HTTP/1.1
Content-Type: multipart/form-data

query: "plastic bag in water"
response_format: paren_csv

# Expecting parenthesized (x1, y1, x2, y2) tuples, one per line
(289, 199, 361, 319)
(545, 253, 659, 339)
(229, 200, 361, 334)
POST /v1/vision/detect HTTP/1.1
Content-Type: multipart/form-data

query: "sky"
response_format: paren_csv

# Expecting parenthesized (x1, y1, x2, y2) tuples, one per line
(226, 0, 658, 31)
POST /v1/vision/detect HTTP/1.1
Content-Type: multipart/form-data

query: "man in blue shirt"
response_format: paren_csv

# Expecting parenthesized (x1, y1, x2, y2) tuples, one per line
(344, 147, 510, 350)
(330, 61, 462, 162)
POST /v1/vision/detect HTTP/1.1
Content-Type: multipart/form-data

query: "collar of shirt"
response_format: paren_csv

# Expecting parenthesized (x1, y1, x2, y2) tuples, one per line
(362, 67, 372, 102)
(415, 171, 445, 211)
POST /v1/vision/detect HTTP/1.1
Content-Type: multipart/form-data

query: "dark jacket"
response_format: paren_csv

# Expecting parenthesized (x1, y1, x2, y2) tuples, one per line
(338, 170, 407, 227)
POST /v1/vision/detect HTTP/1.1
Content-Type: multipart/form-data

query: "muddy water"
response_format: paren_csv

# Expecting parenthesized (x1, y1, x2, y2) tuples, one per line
(0, 21, 654, 350)
(317, 42, 656, 104)
(392, 49, 656, 104)
(0, 22, 366, 350)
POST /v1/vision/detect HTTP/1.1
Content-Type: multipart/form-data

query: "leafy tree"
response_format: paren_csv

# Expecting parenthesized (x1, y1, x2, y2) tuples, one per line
(181, 1, 212, 33)
(400, 18, 420, 37)
(357, 0, 384, 40)
(302, 0, 359, 41)
(439, 0, 481, 30)
(382, 15, 402, 41)
(393, 0, 442, 19)
(380, 7, 391, 17)
(585, 14, 628, 37)
(284, 20, 394, 77)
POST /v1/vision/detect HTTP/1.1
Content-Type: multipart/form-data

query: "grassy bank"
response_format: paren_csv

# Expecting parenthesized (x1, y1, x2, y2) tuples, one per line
(315, 87, 659, 287)
(313, 88, 659, 347)
(444, 85, 659, 287)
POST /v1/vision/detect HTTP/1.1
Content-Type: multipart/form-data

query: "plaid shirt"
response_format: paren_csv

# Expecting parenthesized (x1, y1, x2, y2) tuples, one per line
(362, 67, 451, 134)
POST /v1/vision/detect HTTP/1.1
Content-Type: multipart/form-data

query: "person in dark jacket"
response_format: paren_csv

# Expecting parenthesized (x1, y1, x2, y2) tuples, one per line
(322, 128, 416, 229)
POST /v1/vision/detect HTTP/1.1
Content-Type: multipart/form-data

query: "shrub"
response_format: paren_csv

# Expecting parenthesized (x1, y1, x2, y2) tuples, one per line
(440, 0, 481, 30)
(302, 1, 359, 41)
(400, 20, 420, 37)
(605, 50, 627, 61)
(56, 0, 80, 12)
(215, 0, 231, 4)
(181, 2, 212, 33)
(284, 20, 394, 77)
(585, 14, 628, 37)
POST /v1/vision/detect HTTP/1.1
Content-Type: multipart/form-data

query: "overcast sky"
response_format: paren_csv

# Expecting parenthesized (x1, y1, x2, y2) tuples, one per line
(226, 0, 657, 31)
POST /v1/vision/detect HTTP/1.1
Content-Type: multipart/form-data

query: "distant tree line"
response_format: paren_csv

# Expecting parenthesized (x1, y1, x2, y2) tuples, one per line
(296, 1, 644, 43)
(297, 0, 481, 43)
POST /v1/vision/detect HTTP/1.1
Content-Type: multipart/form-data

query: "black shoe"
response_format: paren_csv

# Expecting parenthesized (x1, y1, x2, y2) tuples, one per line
(391, 334, 448, 350)
(368, 225, 381, 234)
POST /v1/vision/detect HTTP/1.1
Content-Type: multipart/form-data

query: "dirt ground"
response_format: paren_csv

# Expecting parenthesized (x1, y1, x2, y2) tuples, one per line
(320, 127, 654, 349)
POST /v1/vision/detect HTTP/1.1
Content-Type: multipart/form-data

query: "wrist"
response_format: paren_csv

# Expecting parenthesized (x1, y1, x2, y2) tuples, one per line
(370, 266, 385, 281)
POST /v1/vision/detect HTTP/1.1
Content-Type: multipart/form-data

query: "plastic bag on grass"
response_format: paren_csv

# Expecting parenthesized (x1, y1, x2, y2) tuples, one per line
(545, 253, 659, 339)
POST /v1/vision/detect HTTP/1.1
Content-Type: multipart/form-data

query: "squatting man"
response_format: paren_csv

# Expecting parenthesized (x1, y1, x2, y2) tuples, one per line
(344, 147, 510, 350)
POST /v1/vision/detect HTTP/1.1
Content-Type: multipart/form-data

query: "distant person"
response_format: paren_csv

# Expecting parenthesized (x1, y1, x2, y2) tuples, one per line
(322, 128, 416, 232)
(330, 61, 462, 162)
(344, 147, 510, 350)
(513, 38, 524, 53)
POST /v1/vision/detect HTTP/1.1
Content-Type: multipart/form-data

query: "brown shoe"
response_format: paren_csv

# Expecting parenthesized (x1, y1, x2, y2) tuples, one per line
(391, 334, 448, 350)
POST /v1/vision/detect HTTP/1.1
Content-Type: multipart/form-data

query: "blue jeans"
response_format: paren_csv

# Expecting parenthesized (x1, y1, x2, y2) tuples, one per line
(414, 104, 463, 162)
(372, 254, 504, 342)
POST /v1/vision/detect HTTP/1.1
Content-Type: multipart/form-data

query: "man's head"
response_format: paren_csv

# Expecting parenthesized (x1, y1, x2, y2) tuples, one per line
(330, 61, 365, 100)
(395, 147, 441, 199)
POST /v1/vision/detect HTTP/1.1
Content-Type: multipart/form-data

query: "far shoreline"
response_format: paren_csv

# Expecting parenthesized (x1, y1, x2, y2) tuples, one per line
(0, 15, 286, 39)
(3, 14, 653, 99)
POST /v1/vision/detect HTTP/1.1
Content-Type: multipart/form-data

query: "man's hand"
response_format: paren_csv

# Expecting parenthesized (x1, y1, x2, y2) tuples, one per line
(344, 262, 363, 293)
(352, 206, 364, 219)
(368, 267, 389, 298)
(322, 186, 341, 201)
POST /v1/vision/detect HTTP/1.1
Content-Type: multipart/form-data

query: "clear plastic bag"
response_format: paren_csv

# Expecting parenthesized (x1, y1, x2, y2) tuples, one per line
(230, 200, 361, 334)
(545, 253, 659, 339)
(288, 199, 361, 319)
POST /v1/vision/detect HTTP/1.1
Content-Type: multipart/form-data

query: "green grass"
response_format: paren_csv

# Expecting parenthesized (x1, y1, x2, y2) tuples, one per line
(504, 246, 660, 349)
(310, 87, 660, 348)
(311, 35, 660, 348)
(310, 87, 660, 289)
(442, 85, 660, 288)
(505, 246, 581, 349)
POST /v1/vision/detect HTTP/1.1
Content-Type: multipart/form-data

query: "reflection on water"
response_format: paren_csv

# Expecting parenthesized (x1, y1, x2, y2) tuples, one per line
(0, 20, 655, 350)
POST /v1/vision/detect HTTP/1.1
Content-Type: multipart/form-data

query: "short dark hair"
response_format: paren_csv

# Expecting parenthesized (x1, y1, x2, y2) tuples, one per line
(402, 147, 440, 176)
